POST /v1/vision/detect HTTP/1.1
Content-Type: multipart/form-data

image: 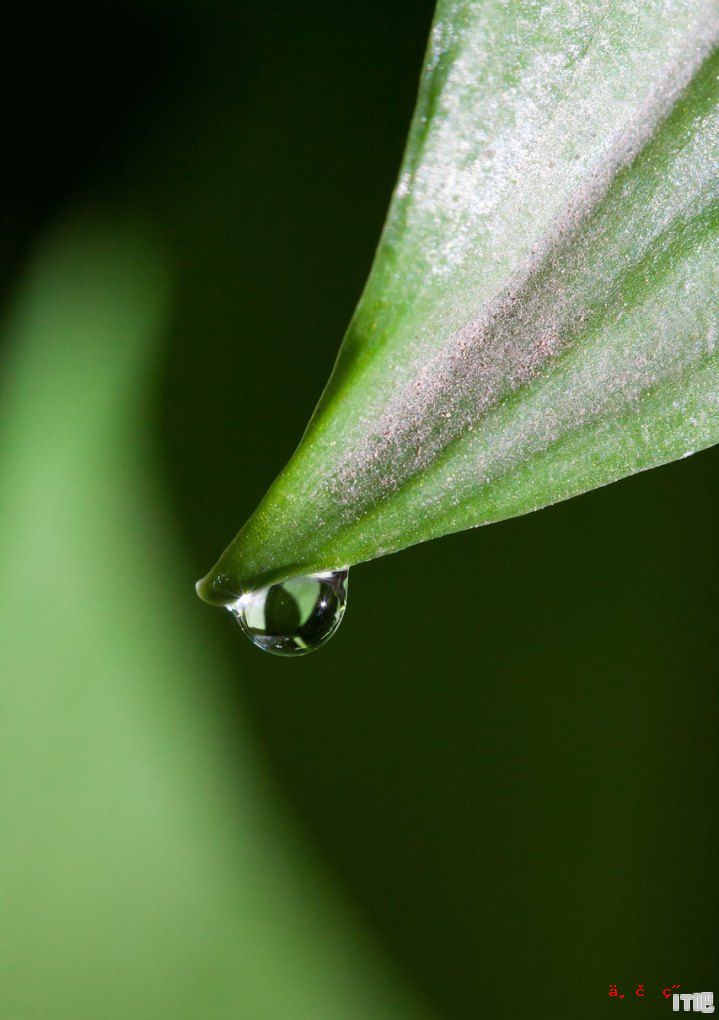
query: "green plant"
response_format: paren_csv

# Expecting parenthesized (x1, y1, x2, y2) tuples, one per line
(0, 215, 426, 1019)
(198, 0, 719, 603)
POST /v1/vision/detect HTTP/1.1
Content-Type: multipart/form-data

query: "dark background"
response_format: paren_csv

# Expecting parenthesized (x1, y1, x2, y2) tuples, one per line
(3, 2, 717, 1015)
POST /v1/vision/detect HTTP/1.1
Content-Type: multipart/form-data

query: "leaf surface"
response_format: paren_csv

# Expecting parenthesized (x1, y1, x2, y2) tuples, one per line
(0, 215, 426, 1018)
(199, 0, 719, 601)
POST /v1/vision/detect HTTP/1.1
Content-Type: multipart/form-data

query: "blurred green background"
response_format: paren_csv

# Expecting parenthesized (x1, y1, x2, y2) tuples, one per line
(1, 3, 717, 1016)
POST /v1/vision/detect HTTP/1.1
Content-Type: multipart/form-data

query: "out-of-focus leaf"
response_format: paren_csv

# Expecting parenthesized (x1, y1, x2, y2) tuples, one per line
(198, 0, 719, 602)
(0, 215, 427, 1019)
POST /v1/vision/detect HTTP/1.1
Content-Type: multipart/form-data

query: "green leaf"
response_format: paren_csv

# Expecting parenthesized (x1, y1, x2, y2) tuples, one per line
(198, 0, 719, 603)
(0, 214, 426, 1018)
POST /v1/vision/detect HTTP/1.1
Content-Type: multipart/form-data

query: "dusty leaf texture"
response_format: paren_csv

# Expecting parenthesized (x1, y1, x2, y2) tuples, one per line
(198, 0, 719, 601)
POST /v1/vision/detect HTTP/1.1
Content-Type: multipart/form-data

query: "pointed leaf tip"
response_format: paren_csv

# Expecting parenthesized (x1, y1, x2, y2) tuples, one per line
(200, 0, 719, 596)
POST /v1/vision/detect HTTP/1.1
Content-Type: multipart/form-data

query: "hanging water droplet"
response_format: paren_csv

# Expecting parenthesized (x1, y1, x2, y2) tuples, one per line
(227, 569, 348, 656)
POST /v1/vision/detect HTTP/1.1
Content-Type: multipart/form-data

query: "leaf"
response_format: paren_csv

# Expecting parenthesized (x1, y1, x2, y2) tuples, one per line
(197, 0, 719, 602)
(0, 214, 427, 1018)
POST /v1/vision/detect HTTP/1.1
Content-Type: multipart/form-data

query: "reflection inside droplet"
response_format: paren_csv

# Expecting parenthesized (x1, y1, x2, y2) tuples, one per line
(227, 569, 348, 656)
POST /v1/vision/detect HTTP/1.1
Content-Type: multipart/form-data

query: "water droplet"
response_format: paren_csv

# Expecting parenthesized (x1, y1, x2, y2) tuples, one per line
(227, 570, 348, 656)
